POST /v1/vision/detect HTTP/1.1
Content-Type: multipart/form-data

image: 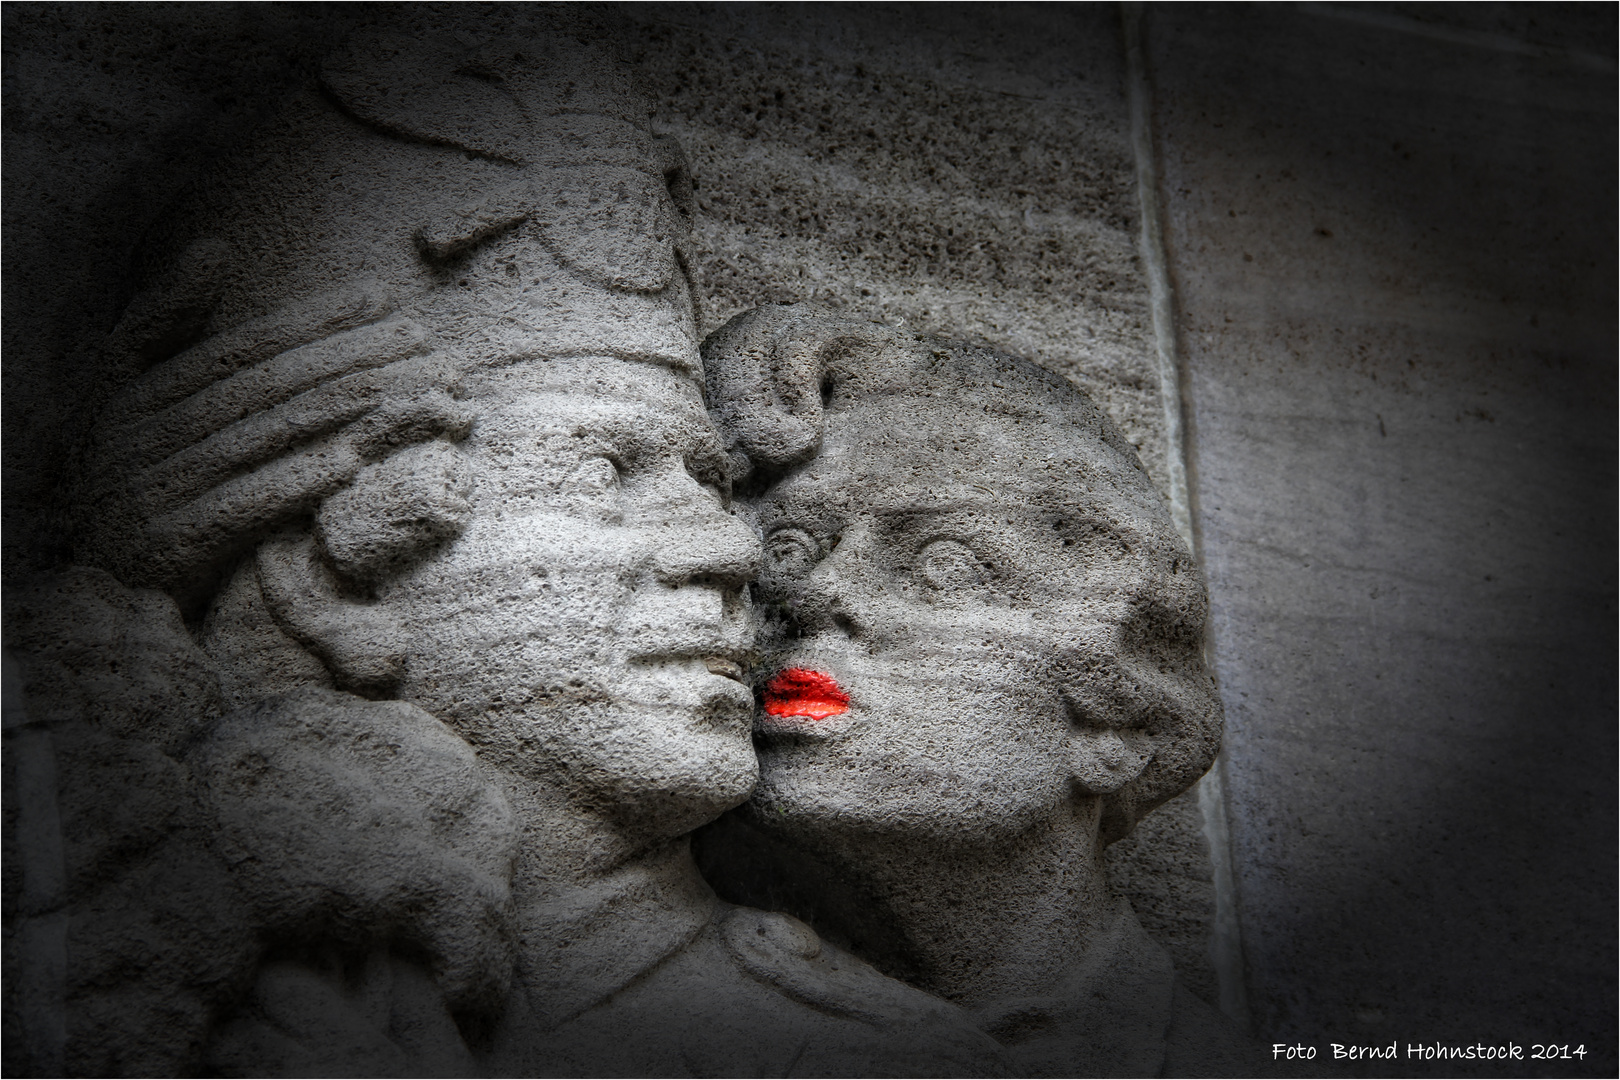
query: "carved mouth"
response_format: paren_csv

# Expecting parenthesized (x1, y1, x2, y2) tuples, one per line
(762, 668, 850, 720)
(704, 656, 745, 682)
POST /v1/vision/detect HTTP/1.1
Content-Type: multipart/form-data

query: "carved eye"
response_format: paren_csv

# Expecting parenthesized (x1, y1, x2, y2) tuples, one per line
(919, 539, 986, 591)
(765, 528, 821, 576)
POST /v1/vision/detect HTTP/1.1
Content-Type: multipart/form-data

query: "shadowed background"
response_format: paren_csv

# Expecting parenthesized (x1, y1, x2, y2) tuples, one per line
(3, 3, 1614, 1076)
(1141, 5, 1616, 1074)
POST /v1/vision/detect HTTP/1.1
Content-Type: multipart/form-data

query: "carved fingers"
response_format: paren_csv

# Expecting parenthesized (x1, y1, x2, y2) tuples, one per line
(78, 299, 473, 601)
(106, 315, 433, 477)
(100, 286, 391, 425)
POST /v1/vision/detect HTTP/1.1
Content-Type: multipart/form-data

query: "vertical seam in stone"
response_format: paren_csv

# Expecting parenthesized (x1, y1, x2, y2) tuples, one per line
(3, 651, 69, 1075)
(1298, 1, 1617, 70)
(1120, 2, 1252, 1031)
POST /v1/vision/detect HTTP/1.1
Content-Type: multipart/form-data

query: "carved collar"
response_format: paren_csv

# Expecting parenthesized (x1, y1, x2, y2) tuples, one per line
(972, 894, 1178, 1077)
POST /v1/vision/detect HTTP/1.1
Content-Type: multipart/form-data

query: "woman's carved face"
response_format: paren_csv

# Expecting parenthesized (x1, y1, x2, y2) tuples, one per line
(746, 392, 1208, 845)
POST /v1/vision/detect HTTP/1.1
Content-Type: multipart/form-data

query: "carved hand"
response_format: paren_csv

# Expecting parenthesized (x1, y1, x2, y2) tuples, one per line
(77, 282, 472, 602)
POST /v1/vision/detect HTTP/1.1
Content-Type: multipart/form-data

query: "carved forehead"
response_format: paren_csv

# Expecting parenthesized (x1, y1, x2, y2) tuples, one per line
(774, 398, 1154, 516)
(468, 356, 723, 460)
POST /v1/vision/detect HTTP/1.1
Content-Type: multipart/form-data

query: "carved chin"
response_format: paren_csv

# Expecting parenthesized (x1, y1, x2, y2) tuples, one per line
(600, 722, 760, 836)
(488, 691, 760, 831)
(749, 752, 1071, 847)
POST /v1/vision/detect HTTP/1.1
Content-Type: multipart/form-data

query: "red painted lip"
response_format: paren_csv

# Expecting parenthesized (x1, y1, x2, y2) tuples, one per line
(762, 669, 850, 721)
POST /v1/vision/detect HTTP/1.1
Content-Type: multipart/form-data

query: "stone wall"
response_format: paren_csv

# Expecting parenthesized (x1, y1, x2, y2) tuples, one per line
(612, 2, 1220, 1007)
(4, 2, 1614, 1075)
(3, 0, 1221, 1012)
(1141, 3, 1616, 1071)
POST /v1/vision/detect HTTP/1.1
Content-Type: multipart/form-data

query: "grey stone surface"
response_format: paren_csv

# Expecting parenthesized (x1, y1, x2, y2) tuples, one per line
(1141, 3, 1616, 1072)
(2, 11, 1055, 1076)
(2, 2, 344, 571)
(624, 3, 1174, 490)
(24, 4, 1610, 1077)
(2, 5, 1167, 543)
(3, 569, 251, 1076)
(615, 1, 1221, 1001)
(3, 4, 1224, 1045)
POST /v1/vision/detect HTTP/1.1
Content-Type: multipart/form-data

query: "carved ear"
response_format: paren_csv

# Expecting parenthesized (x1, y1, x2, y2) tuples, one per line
(1057, 643, 1225, 842)
(316, 441, 474, 587)
(257, 440, 474, 695)
(257, 534, 403, 696)
(1066, 726, 1154, 796)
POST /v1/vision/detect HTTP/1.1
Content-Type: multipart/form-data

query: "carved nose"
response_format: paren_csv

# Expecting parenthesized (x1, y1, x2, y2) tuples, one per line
(792, 529, 868, 639)
(805, 588, 862, 639)
(652, 511, 762, 589)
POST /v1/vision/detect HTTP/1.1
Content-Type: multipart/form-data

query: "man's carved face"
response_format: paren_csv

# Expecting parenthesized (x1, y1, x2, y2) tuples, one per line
(377, 356, 762, 830)
(323, 83, 764, 832)
(76, 27, 765, 841)
(746, 394, 1207, 844)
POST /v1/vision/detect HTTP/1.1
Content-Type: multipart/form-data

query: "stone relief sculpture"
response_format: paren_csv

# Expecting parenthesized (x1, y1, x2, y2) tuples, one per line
(5, 26, 1004, 1078)
(696, 306, 1255, 1076)
(2, 16, 1259, 1080)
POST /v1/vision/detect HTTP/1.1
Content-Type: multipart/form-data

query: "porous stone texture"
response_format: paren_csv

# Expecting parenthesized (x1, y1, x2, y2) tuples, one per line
(622, 4, 1171, 491)
(13, 4, 1607, 1077)
(1142, 4, 1617, 1074)
(2, 3, 343, 572)
(694, 305, 1250, 1076)
(4, 10, 1111, 1076)
(2, 6, 1165, 545)
(612, 0, 1218, 1004)
(195, 690, 520, 1016)
(2, 2, 1223, 1046)
(24, 3, 1609, 1076)
(4, 568, 251, 1077)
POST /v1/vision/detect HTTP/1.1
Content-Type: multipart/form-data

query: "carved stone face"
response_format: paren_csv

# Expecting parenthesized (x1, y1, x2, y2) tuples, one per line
(335, 86, 763, 824)
(71, 24, 769, 832)
(357, 356, 758, 830)
(747, 391, 1206, 844)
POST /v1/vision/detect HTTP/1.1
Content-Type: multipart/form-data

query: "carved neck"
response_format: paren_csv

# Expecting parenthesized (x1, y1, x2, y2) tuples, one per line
(497, 779, 721, 1029)
(805, 801, 1112, 1011)
(499, 774, 721, 903)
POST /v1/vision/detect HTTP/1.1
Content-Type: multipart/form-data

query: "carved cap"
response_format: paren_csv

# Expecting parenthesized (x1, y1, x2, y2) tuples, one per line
(71, 29, 697, 608)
